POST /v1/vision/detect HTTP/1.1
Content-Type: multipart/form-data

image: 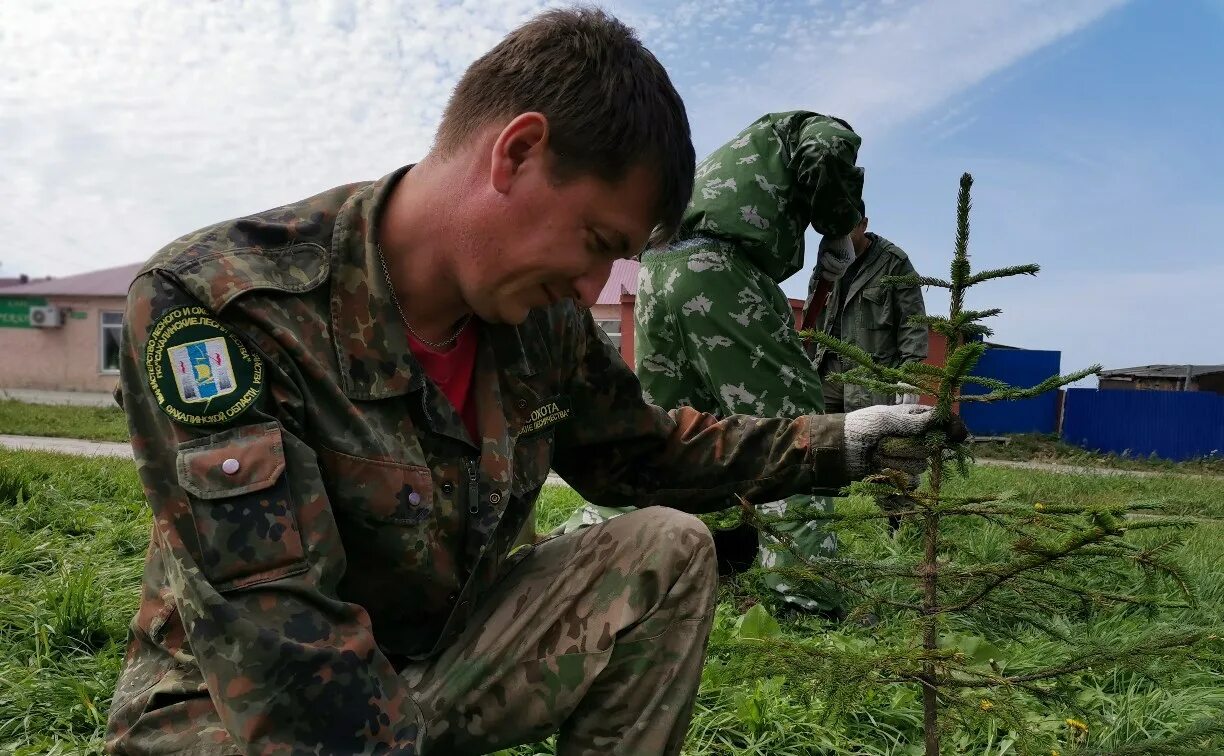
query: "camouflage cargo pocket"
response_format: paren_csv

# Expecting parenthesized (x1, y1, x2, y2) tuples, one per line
(176, 421, 307, 592)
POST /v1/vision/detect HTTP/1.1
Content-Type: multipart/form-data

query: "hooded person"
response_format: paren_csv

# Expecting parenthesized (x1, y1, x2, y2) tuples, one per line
(563, 111, 864, 613)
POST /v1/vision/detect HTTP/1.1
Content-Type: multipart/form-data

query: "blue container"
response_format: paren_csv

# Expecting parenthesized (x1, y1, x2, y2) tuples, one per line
(1062, 388, 1224, 461)
(960, 348, 1061, 435)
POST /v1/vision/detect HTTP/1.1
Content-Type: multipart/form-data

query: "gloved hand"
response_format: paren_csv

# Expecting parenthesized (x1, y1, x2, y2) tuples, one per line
(843, 405, 965, 477)
(816, 234, 855, 282)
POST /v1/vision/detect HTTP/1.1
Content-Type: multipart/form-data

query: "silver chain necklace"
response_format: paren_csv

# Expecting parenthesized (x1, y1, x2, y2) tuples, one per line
(376, 244, 472, 350)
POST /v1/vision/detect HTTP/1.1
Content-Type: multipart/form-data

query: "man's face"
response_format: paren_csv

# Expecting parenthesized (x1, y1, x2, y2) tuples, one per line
(460, 152, 660, 325)
(850, 217, 870, 256)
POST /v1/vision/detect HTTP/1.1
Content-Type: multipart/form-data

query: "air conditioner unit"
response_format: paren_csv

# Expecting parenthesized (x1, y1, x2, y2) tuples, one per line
(29, 305, 63, 328)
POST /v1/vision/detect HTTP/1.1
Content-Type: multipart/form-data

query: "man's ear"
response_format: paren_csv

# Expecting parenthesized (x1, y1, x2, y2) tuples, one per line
(490, 112, 550, 195)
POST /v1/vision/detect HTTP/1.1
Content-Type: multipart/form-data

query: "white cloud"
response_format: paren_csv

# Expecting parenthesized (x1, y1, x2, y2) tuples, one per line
(0, 0, 555, 276)
(0, 0, 1125, 278)
(632, 0, 1126, 149)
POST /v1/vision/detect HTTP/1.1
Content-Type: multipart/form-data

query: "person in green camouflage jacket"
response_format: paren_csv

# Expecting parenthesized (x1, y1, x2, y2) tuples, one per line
(103, 14, 954, 755)
(803, 208, 928, 413)
(802, 210, 929, 535)
(565, 111, 865, 613)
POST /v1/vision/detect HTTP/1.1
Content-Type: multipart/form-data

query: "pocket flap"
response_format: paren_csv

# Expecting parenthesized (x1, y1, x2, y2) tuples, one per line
(177, 421, 286, 500)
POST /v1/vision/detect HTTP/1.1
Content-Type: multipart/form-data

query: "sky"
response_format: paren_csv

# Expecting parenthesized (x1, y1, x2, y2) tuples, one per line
(2, 0, 1221, 379)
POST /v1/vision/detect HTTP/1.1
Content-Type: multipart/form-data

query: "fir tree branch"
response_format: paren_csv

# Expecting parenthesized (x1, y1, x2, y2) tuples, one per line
(957, 365, 1102, 402)
(965, 264, 1041, 287)
(880, 274, 953, 289)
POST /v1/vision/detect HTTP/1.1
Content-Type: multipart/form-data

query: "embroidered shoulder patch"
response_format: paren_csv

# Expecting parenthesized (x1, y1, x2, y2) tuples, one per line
(145, 306, 264, 426)
(519, 396, 572, 436)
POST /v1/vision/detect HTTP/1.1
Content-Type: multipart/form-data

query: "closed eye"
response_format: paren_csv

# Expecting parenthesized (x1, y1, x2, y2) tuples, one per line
(591, 228, 637, 260)
(590, 230, 614, 257)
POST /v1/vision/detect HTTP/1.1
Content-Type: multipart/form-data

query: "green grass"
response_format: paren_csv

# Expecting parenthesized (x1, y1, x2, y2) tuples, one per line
(2, 448, 1221, 754)
(974, 433, 1224, 476)
(0, 400, 129, 443)
(0, 449, 145, 755)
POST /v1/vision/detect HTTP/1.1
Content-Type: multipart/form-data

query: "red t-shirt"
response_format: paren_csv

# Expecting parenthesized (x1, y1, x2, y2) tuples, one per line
(407, 321, 479, 441)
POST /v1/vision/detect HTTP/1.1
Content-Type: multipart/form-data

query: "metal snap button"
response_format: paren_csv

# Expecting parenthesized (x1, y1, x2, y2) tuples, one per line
(489, 491, 502, 505)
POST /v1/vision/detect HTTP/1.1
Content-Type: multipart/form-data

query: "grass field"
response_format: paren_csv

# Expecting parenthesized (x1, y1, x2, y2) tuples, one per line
(972, 433, 1224, 477)
(1, 449, 1221, 754)
(0, 400, 129, 444)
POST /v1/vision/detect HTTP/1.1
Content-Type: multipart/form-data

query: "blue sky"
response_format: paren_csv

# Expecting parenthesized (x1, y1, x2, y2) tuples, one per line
(1, 0, 1219, 378)
(850, 0, 1224, 377)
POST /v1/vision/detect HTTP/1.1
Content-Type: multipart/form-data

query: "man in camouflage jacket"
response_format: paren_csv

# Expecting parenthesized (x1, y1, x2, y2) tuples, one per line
(803, 209, 928, 413)
(567, 111, 864, 613)
(104, 11, 950, 756)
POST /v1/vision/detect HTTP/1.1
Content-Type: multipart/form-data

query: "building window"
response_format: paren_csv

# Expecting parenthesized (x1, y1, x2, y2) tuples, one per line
(596, 319, 622, 350)
(100, 311, 124, 374)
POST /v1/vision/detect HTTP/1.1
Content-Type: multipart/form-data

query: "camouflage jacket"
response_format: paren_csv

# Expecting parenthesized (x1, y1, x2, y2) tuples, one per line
(636, 110, 865, 416)
(804, 233, 928, 408)
(105, 167, 855, 755)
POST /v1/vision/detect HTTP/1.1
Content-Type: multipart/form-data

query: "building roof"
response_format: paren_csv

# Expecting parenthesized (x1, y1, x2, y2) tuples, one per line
(0, 262, 144, 298)
(1099, 364, 1224, 380)
(595, 259, 640, 305)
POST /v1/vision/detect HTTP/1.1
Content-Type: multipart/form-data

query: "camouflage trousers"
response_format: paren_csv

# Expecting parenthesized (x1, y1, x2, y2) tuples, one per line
(564, 495, 841, 613)
(404, 506, 718, 755)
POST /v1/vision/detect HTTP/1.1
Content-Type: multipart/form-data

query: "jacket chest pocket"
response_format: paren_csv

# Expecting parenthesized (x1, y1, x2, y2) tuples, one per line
(511, 430, 555, 498)
(859, 287, 895, 330)
(317, 447, 436, 526)
(502, 375, 564, 497)
(317, 447, 460, 652)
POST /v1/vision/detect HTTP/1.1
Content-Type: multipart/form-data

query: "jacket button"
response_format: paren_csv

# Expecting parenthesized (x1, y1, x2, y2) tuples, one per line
(516, 399, 527, 409)
(441, 482, 455, 496)
(407, 491, 421, 506)
(221, 458, 240, 475)
(488, 491, 502, 505)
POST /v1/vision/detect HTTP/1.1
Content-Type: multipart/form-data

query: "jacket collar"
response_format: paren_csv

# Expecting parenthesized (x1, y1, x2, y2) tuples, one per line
(329, 166, 535, 400)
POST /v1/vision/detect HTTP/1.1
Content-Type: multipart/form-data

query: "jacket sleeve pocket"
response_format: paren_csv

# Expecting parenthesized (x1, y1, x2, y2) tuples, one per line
(176, 421, 307, 592)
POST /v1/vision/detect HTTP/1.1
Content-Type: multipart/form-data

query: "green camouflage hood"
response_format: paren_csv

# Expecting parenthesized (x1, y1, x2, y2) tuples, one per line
(678, 111, 864, 283)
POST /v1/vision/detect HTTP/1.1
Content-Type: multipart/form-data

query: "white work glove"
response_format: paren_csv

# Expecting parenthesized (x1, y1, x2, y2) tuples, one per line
(816, 234, 855, 282)
(843, 405, 940, 478)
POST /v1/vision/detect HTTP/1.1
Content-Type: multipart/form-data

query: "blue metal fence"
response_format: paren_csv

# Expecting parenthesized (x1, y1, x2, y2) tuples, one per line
(1062, 388, 1224, 461)
(961, 349, 1061, 435)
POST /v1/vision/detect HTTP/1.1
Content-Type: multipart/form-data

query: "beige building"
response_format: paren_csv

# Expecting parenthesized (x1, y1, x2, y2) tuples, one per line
(0, 263, 140, 394)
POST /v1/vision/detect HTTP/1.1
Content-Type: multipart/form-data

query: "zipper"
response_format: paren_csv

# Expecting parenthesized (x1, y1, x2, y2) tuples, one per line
(466, 458, 480, 515)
